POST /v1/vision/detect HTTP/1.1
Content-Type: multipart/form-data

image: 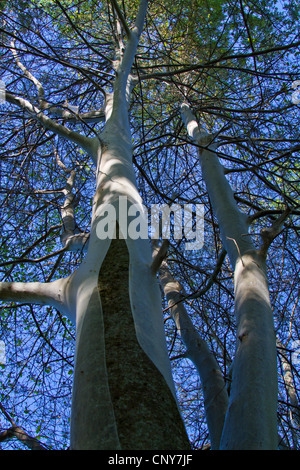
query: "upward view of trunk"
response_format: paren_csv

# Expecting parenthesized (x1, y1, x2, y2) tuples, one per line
(3, 0, 298, 452)
(181, 103, 278, 450)
(68, 91, 190, 448)
(67, 2, 190, 450)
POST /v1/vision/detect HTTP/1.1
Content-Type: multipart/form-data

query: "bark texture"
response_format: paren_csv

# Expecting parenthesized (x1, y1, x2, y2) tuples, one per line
(99, 234, 191, 450)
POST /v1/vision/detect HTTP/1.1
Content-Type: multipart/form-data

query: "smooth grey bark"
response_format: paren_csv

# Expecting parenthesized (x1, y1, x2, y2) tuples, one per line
(0, 278, 72, 320)
(5, 92, 97, 159)
(157, 252, 229, 449)
(68, 2, 190, 448)
(59, 157, 90, 252)
(181, 103, 278, 449)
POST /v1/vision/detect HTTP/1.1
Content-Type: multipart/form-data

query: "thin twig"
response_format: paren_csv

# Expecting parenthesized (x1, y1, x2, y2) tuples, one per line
(110, 0, 131, 37)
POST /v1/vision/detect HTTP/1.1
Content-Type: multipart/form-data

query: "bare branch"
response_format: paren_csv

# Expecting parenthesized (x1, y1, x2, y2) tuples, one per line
(0, 402, 47, 450)
(56, 148, 90, 252)
(10, 38, 45, 102)
(259, 207, 292, 256)
(0, 426, 48, 450)
(110, 0, 131, 38)
(188, 248, 227, 299)
(151, 240, 169, 275)
(5, 92, 96, 158)
(0, 277, 72, 319)
(10, 38, 105, 124)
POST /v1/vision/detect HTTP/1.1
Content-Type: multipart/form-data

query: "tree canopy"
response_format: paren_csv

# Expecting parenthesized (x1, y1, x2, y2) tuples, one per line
(0, 0, 300, 450)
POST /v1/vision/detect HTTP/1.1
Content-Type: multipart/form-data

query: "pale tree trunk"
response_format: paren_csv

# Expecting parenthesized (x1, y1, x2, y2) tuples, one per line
(69, 1, 190, 448)
(181, 103, 278, 449)
(1, 0, 190, 450)
(156, 249, 229, 449)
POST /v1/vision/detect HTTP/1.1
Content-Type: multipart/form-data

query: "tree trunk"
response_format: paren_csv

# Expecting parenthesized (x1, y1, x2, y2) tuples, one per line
(68, 1, 191, 447)
(99, 234, 190, 450)
(158, 255, 228, 449)
(219, 251, 278, 449)
(69, 129, 191, 448)
(181, 103, 278, 449)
